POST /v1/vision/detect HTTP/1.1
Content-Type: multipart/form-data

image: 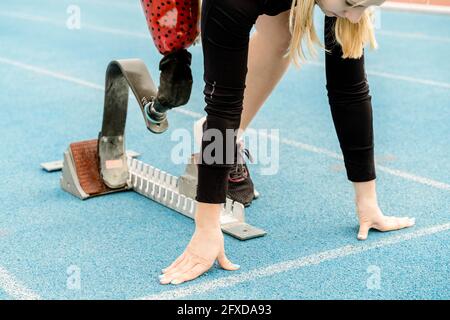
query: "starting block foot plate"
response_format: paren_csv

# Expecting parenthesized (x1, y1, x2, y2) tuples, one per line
(222, 223, 267, 241)
(61, 139, 130, 200)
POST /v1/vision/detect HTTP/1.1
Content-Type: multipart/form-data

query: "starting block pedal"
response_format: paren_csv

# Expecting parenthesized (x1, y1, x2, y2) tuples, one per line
(59, 139, 141, 200)
(42, 58, 266, 241)
(40, 150, 141, 173)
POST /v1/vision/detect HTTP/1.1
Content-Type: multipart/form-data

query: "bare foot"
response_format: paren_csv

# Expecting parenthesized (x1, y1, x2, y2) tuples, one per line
(356, 201, 415, 241)
(159, 226, 239, 285)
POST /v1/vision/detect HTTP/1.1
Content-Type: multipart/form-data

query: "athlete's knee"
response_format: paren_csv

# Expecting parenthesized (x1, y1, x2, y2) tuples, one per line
(203, 81, 244, 123)
(327, 81, 371, 107)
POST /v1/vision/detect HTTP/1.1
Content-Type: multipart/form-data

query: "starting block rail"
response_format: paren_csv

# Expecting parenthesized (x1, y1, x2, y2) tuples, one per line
(128, 157, 266, 240)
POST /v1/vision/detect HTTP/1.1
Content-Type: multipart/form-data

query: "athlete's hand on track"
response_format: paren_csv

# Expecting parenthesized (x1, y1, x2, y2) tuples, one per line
(160, 204, 240, 285)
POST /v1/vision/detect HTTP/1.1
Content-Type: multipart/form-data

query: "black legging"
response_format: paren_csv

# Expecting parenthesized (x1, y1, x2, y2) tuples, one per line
(196, 0, 376, 204)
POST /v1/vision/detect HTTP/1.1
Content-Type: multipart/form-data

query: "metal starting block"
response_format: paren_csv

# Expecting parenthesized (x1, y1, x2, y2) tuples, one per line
(44, 145, 266, 240)
(42, 58, 266, 241)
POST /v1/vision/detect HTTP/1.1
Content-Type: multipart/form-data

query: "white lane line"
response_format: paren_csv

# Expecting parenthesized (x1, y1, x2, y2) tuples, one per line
(382, 2, 450, 15)
(255, 131, 343, 161)
(173, 106, 204, 120)
(1, 9, 450, 44)
(377, 30, 450, 44)
(257, 131, 450, 192)
(77, 0, 140, 10)
(83, 24, 148, 39)
(0, 11, 59, 24)
(138, 222, 450, 300)
(2, 56, 450, 192)
(378, 164, 450, 191)
(305, 61, 450, 90)
(0, 11, 149, 39)
(0, 57, 103, 90)
(367, 70, 450, 90)
(0, 266, 41, 300)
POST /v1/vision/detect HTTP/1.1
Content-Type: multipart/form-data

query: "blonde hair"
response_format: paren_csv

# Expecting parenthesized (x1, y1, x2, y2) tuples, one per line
(286, 0, 378, 67)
